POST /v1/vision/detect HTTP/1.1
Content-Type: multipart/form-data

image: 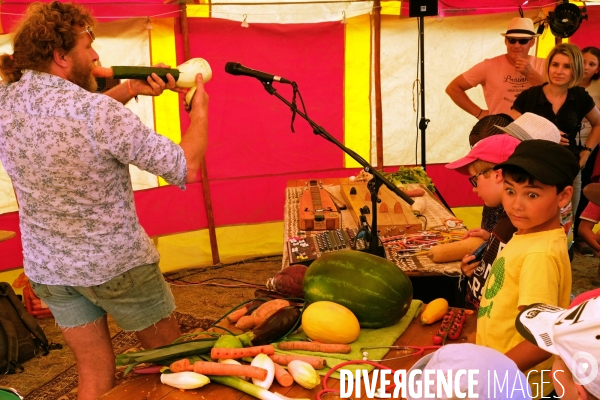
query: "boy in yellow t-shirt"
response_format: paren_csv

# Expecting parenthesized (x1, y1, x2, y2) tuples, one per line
(476, 139, 580, 399)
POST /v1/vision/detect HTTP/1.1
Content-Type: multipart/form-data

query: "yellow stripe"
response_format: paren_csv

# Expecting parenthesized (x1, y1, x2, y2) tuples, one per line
(536, 23, 556, 59)
(150, 18, 181, 186)
(452, 206, 483, 231)
(344, 14, 371, 168)
(187, 4, 210, 18)
(381, 1, 401, 16)
(155, 222, 284, 272)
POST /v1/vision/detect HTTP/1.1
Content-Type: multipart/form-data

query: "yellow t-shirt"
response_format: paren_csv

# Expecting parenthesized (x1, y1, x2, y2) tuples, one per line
(476, 228, 572, 399)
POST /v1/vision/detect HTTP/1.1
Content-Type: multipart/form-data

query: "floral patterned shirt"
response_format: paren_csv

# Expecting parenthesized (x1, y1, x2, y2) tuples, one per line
(0, 70, 187, 286)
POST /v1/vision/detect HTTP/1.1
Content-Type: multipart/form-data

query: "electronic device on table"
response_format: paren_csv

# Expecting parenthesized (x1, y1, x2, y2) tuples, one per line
(287, 228, 366, 266)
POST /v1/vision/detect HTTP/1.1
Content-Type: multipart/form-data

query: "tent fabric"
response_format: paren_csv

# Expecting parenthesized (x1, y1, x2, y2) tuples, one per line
(0, 1, 181, 32)
(0, 1, 597, 273)
(570, 5, 600, 49)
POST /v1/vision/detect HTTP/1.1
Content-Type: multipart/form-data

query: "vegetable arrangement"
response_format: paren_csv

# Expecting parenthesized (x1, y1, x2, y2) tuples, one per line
(383, 166, 435, 193)
(113, 250, 422, 398)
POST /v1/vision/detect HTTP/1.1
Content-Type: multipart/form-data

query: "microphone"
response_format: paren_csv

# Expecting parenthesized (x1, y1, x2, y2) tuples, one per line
(224, 62, 291, 84)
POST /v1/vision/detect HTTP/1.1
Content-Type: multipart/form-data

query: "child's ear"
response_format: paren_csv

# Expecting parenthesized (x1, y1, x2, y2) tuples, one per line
(494, 170, 503, 183)
(558, 186, 574, 208)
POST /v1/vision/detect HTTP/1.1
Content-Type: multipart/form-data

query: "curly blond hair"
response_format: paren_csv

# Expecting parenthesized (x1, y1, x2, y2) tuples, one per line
(0, 1, 95, 83)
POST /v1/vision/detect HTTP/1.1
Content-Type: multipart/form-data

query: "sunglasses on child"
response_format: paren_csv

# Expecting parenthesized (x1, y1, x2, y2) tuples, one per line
(507, 38, 531, 45)
(468, 168, 493, 188)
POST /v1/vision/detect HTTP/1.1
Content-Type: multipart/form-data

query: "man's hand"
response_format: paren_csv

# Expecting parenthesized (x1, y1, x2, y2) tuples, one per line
(129, 63, 178, 97)
(188, 73, 209, 118)
(514, 56, 533, 77)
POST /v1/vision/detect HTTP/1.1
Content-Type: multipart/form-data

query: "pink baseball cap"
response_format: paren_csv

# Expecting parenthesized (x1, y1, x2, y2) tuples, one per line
(446, 134, 521, 175)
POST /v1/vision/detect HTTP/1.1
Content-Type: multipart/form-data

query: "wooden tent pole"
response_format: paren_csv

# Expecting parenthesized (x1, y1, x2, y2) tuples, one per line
(373, 0, 384, 169)
(180, 3, 221, 265)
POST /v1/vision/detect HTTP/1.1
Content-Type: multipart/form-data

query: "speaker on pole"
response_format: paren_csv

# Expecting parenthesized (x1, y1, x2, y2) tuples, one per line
(409, 0, 438, 17)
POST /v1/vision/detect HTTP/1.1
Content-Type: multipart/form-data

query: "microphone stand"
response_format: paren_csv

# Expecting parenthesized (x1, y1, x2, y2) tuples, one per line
(260, 81, 414, 258)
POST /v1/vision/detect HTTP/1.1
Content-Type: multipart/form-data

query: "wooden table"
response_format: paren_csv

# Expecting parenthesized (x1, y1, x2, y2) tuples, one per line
(101, 313, 476, 400)
(285, 178, 467, 306)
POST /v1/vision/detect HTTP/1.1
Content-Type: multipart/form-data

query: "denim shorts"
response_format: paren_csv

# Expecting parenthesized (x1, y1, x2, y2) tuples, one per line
(30, 263, 176, 331)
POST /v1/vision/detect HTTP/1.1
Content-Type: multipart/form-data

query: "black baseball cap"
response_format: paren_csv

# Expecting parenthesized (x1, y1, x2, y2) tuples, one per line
(493, 139, 579, 186)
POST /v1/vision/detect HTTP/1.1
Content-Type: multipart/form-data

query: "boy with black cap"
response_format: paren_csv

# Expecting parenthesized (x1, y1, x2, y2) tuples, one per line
(477, 139, 580, 398)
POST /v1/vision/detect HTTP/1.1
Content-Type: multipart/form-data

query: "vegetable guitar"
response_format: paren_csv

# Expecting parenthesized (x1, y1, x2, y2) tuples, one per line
(92, 58, 212, 105)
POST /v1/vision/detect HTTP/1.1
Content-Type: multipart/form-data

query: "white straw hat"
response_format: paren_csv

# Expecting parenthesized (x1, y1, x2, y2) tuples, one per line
(501, 17, 540, 38)
(496, 113, 561, 143)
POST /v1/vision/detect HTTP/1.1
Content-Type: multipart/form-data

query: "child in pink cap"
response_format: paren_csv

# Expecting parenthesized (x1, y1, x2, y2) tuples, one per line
(446, 134, 521, 311)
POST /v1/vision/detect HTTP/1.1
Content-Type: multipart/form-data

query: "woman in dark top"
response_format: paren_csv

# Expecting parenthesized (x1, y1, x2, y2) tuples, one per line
(510, 43, 600, 219)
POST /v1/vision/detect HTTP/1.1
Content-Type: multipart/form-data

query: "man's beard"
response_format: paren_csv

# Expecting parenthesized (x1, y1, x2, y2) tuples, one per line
(70, 57, 98, 93)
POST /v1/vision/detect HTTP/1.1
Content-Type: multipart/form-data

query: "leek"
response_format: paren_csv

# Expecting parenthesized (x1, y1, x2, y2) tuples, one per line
(116, 338, 216, 367)
(209, 375, 310, 400)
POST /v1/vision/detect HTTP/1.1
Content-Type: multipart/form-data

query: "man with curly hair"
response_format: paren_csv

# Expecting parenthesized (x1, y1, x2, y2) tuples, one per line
(0, 2, 209, 398)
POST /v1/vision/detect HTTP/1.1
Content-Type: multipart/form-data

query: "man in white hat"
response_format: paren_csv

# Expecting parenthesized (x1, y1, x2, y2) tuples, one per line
(446, 17, 545, 119)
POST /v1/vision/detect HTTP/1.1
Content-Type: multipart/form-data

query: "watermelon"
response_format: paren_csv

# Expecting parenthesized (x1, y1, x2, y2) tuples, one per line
(302, 250, 413, 328)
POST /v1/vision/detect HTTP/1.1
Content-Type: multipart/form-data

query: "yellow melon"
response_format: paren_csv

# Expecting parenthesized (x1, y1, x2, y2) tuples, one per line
(301, 301, 360, 344)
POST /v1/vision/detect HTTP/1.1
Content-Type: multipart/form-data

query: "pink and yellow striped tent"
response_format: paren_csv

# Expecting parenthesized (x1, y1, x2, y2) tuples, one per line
(0, 1, 598, 282)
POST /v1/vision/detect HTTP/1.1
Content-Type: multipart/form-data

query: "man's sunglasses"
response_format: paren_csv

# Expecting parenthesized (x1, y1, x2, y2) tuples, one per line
(78, 26, 95, 42)
(507, 38, 531, 45)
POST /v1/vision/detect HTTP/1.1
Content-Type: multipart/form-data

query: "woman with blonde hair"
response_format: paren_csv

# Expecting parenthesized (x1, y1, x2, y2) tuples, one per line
(510, 43, 600, 224)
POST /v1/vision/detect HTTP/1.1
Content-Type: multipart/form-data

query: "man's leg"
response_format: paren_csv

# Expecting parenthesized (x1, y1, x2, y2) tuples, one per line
(135, 313, 181, 349)
(60, 315, 115, 400)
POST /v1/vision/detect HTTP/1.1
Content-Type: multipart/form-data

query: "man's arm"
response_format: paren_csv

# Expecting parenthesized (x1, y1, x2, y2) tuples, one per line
(446, 75, 487, 119)
(505, 339, 552, 371)
(179, 74, 209, 183)
(103, 63, 180, 104)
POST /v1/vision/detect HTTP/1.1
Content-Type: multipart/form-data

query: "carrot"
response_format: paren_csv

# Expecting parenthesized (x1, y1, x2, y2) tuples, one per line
(277, 341, 351, 354)
(227, 306, 249, 323)
(211, 345, 275, 359)
(235, 315, 266, 330)
(191, 361, 268, 380)
(170, 358, 192, 373)
(91, 66, 114, 78)
(273, 362, 294, 387)
(268, 354, 326, 370)
(404, 188, 425, 197)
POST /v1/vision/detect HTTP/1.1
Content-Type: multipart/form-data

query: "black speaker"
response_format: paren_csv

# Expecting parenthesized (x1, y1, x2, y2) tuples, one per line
(409, 0, 438, 17)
